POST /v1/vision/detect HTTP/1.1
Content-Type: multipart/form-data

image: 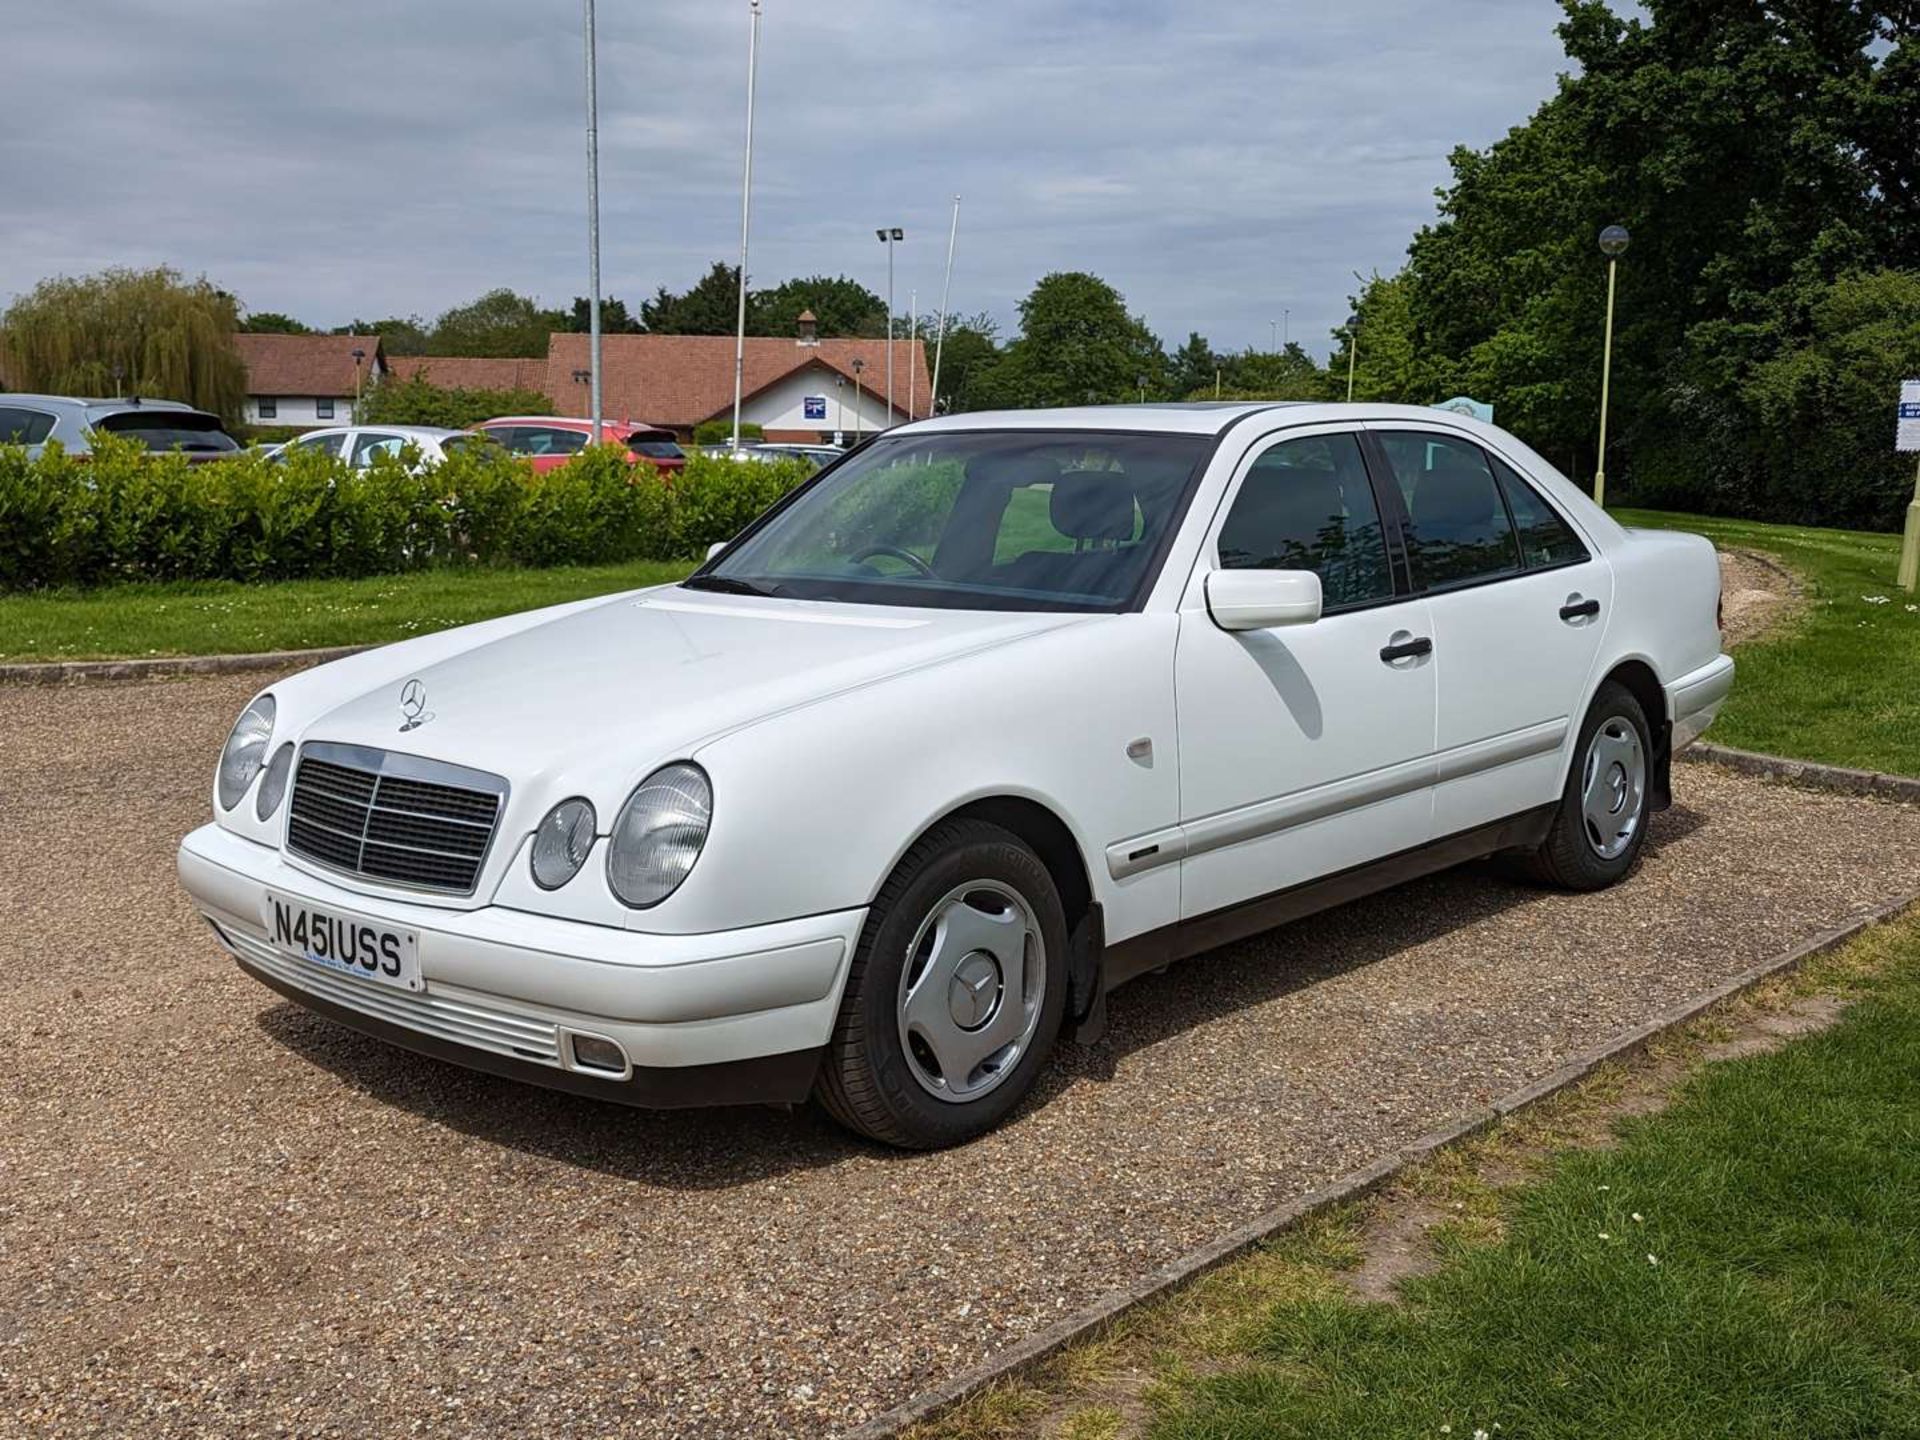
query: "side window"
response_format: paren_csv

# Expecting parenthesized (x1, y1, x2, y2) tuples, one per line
(293, 431, 346, 457)
(1374, 432, 1521, 590)
(1216, 433, 1393, 610)
(1491, 456, 1589, 569)
(350, 432, 406, 467)
(544, 428, 589, 455)
(0, 407, 56, 445)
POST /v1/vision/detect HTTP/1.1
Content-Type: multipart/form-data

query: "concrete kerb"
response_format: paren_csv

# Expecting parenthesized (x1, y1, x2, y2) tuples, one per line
(0, 645, 371, 687)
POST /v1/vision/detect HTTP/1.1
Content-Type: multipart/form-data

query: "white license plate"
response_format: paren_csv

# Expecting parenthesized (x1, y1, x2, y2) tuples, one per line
(265, 892, 421, 993)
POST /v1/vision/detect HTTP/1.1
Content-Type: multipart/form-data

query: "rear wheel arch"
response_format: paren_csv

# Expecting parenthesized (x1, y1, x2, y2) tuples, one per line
(1597, 658, 1670, 811)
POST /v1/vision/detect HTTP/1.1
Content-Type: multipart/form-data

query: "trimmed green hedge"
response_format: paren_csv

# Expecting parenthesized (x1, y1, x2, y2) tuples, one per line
(0, 436, 810, 591)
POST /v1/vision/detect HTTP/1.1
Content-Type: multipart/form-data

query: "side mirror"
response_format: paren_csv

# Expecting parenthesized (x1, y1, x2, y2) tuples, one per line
(1206, 569, 1322, 631)
(706, 541, 728, 561)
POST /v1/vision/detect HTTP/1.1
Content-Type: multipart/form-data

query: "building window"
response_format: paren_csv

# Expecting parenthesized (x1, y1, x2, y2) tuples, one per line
(315, 398, 335, 419)
(257, 397, 277, 419)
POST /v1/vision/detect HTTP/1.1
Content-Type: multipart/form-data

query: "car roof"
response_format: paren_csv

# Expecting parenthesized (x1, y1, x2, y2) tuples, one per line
(479, 415, 672, 434)
(898, 401, 1514, 439)
(0, 393, 207, 417)
(348, 424, 464, 439)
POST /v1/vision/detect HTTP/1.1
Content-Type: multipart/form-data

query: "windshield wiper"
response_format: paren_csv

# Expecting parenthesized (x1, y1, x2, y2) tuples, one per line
(680, 573, 785, 598)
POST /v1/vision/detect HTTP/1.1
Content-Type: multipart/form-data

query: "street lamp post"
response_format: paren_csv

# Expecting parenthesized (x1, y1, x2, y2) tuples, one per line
(582, 0, 603, 440)
(1345, 314, 1359, 402)
(730, 0, 763, 454)
(1136, 373, 1147, 403)
(851, 356, 866, 442)
(1283, 308, 1290, 349)
(351, 347, 366, 419)
(907, 289, 918, 421)
(876, 226, 903, 425)
(1594, 224, 1630, 508)
(1269, 319, 1278, 353)
(834, 374, 846, 446)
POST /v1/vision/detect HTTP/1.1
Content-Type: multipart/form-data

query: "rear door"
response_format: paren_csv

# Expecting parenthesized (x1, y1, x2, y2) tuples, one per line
(1173, 425, 1436, 920)
(1366, 426, 1611, 836)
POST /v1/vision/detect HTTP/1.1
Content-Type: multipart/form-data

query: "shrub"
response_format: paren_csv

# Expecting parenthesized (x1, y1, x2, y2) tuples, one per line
(691, 419, 764, 446)
(0, 436, 813, 590)
(362, 373, 554, 429)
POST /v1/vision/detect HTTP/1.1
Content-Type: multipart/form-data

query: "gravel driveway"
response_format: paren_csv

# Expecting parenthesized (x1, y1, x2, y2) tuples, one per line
(4, 674, 1918, 1439)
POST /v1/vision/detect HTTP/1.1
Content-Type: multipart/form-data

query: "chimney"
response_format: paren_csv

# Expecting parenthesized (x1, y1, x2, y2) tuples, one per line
(795, 309, 818, 346)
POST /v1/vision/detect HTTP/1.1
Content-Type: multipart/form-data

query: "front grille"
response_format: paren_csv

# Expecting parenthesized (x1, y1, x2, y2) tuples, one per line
(286, 742, 507, 895)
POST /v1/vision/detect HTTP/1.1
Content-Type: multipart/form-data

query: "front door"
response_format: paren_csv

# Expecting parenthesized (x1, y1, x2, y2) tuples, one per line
(1368, 427, 1613, 835)
(1174, 428, 1437, 920)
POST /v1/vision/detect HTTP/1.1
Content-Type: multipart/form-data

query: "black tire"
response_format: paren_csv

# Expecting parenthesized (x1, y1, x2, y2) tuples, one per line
(815, 818, 1069, 1149)
(1518, 679, 1653, 891)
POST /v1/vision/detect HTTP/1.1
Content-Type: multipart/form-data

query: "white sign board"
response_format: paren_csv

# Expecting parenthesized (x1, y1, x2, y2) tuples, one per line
(1433, 395, 1494, 424)
(1899, 378, 1920, 454)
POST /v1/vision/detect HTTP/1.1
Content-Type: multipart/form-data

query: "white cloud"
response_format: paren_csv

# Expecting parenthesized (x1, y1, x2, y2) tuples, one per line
(0, 0, 1570, 355)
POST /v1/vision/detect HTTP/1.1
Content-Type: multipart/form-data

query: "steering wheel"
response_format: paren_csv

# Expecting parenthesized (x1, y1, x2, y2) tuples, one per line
(848, 544, 935, 577)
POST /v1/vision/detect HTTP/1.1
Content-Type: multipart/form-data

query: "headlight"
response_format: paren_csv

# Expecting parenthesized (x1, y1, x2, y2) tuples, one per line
(606, 763, 711, 908)
(255, 743, 296, 821)
(216, 695, 276, 811)
(531, 797, 597, 890)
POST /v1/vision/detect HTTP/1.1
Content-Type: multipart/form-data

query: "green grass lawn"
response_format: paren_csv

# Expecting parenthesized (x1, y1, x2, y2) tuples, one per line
(912, 919, 1920, 1440)
(0, 558, 696, 662)
(1615, 508, 1920, 776)
(1133, 920, 1920, 1440)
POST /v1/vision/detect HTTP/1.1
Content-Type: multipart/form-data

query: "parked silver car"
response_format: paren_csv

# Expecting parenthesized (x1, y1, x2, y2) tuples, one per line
(274, 425, 479, 470)
(0, 394, 241, 459)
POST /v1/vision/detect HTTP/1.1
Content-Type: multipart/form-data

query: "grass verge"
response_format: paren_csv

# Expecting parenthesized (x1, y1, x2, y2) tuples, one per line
(907, 911, 1920, 1440)
(1617, 508, 1920, 776)
(0, 558, 696, 662)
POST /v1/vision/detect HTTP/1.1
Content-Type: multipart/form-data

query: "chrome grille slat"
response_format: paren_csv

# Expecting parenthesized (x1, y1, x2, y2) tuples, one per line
(285, 742, 507, 896)
(231, 931, 561, 1064)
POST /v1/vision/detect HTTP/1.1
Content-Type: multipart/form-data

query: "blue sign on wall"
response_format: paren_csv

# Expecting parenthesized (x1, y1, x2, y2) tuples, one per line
(803, 396, 828, 422)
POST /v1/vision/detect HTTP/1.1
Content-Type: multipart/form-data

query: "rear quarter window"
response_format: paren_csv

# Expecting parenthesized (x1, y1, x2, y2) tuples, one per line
(0, 407, 56, 445)
(93, 411, 239, 452)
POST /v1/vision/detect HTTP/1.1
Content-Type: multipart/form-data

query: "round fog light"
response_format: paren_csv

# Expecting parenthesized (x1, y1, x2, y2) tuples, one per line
(530, 798, 597, 890)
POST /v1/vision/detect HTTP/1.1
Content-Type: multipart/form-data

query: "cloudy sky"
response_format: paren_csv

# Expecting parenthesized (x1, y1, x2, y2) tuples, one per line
(3, 1, 1573, 358)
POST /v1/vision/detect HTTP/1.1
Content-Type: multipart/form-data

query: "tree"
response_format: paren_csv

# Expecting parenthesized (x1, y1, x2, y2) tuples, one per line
(1216, 342, 1333, 402)
(1379, 0, 1920, 524)
(749, 276, 887, 337)
(0, 266, 248, 420)
(337, 315, 430, 356)
(973, 272, 1167, 409)
(240, 311, 313, 334)
(427, 289, 566, 357)
(568, 295, 642, 334)
(639, 262, 742, 335)
(928, 312, 1002, 412)
(1169, 332, 1219, 399)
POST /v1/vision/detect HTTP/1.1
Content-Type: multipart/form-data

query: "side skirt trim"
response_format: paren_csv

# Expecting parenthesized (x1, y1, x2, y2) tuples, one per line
(1101, 805, 1556, 990)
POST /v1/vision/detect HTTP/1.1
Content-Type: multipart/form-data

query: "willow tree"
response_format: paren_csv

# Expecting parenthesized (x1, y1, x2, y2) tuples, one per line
(0, 267, 248, 420)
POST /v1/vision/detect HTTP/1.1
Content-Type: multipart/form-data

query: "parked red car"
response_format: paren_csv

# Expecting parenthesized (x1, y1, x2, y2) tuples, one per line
(470, 416, 687, 474)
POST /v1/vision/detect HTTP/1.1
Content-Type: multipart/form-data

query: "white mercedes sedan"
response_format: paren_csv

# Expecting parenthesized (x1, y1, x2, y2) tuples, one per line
(178, 403, 1734, 1148)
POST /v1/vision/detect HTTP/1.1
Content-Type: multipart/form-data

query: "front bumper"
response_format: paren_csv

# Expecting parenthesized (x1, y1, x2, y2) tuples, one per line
(178, 824, 865, 1108)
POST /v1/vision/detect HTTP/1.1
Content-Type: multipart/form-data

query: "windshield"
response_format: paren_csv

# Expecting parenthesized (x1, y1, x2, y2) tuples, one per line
(94, 410, 239, 453)
(690, 430, 1208, 612)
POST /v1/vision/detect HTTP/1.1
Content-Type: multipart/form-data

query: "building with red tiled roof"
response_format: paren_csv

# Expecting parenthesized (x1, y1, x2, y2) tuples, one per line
(546, 331, 933, 442)
(231, 333, 387, 429)
(388, 355, 551, 397)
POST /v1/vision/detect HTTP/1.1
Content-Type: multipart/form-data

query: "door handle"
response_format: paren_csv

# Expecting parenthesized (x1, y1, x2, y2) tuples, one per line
(1379, 635, 1433, 663)
(1559, 596, 1601, 622)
